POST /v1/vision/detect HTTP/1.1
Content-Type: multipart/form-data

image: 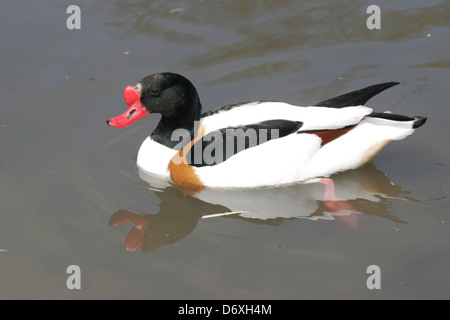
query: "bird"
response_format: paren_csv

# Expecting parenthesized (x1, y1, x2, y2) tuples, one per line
(107, 72, 426, 191)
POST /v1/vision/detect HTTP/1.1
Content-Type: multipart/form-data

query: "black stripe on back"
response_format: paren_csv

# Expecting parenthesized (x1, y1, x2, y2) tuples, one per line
(187, 120, 303, 167)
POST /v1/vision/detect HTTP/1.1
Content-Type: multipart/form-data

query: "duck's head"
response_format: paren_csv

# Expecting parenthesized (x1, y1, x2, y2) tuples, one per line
(107, 72, 202, 128)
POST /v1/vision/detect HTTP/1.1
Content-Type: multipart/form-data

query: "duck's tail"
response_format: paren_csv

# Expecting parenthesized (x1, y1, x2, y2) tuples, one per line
(365, 112, 427, 129)
(315, 82, 427, 130)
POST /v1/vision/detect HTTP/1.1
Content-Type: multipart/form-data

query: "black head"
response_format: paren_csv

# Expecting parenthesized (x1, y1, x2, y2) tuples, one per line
(139, 72, 202, 121)
(107, 72, 202, 129)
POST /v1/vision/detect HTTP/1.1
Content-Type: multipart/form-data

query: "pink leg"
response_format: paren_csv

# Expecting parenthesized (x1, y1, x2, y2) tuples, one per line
(318, 178, 358, 227)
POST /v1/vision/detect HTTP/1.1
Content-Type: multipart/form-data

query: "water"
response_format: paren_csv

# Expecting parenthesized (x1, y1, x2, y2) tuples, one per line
(1, 0, 449, 299)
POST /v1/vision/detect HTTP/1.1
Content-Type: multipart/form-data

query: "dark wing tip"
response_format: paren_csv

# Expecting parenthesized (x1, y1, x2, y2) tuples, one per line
(314, 82, 400, 108)
(413, 116, 427, 129)
(366, 112, 427, 129)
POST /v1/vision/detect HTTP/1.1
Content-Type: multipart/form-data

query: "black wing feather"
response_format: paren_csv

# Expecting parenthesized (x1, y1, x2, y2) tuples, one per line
(187, 120, 303, 167)
(314, 82, 400, 108)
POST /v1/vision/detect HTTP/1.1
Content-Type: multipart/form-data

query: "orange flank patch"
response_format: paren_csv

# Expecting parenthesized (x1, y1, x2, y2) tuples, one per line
(357, 139, 392, 168)
(168, 123, 206, 193)
(312, 125, 356, 146)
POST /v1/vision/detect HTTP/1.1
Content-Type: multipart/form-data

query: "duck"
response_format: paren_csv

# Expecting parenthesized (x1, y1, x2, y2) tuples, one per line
(107, 72, 426, 190)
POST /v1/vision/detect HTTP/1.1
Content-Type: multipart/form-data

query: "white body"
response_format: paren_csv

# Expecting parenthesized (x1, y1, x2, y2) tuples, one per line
(137, 102, 417, 189)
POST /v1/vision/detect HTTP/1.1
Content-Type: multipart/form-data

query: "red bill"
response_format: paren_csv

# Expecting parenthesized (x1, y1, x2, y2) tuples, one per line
(107, 85, 150, 127)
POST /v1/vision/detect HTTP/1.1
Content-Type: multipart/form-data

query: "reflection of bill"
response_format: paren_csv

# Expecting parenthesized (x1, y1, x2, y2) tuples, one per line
(109, 163, 420, 252)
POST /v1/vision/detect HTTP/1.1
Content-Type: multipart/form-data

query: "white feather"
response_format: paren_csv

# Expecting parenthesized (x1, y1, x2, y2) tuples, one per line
(307, 117, 415, 179)
(136, 102, 419, 188)
(201, 102, 372, 132)
(137, 136, 176, 178)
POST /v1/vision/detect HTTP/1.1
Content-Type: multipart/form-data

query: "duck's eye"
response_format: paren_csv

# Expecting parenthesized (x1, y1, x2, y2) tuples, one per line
(151, 88, 160, 96)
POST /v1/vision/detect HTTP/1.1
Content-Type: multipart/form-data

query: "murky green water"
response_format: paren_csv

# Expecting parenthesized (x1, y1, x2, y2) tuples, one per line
(1, 1, 449, 299)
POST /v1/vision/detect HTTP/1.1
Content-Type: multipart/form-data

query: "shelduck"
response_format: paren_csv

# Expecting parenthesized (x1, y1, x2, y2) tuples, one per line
(107, 72, 426, 190)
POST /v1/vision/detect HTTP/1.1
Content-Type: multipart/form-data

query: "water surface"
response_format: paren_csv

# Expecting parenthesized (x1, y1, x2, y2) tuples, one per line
(0, 0, 449, 299)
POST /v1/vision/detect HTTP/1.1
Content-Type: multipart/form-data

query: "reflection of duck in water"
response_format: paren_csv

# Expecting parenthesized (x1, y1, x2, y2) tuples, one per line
(107, 73, 426, 190)
(110, 163, 415, 252)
